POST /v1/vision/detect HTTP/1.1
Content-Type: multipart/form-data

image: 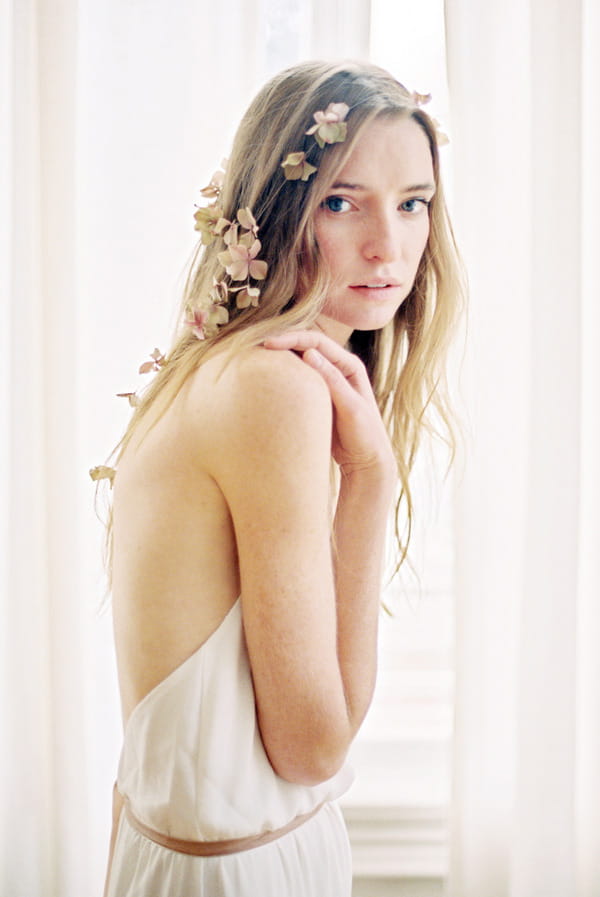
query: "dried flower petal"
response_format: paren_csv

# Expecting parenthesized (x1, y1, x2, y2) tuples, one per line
(214, 217, 231, 235)
(411, 91, 432, 106)
(237, 207, 258, 231)
(249, 258, 267, 280)
(430, 117, 450, 145)
(116, 392, 139, 408)
(281, 151, 317, 181)
(89, 465, 116, 486)
(209, 304, 229, 326)
(209, 279, 229, 303)
(218, 240, 264, 281)
(222, 222, 239, 246)
(194, 204, 224, 245)
(139, 348, 166, 374)
(236, 286, 261, 309)
(306, 102, 349, 148)
(199, 169, 225, 198)
(185, 306, 209, 340)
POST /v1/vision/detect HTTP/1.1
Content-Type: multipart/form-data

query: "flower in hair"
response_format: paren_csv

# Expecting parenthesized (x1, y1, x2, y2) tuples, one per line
(281, 101, 349, 182)
(116, 391, 140, 408)
(139, 348, 166, 374)
(234, 286, 261, 309)
(194, 205, 226, 245)
(411, 91, 432, 106)
(185, 301, 229, 341)
(218, 237, 267, 282)
(281, 151, 318, 181)
(409, 90, 450, 145)
(89, 465, 116, 486)
(191, 168, 268, 339)
(305, 102, 349, 148)
(199, 163, 227, 199)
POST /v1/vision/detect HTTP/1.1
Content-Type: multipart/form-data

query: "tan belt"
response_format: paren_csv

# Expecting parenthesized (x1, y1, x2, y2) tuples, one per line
(123, 793, 324, 857)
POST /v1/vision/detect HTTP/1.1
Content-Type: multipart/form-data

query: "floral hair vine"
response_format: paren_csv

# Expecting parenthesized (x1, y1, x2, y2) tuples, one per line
(190, 161, 268, 340)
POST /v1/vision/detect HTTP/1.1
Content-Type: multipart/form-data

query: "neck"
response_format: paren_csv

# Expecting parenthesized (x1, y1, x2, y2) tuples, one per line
(313, 314, 353, 347)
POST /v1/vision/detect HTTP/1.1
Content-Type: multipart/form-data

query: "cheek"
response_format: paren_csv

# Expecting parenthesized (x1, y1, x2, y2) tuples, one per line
(314, 223, 347, 276)
(411, 220, 430, 266)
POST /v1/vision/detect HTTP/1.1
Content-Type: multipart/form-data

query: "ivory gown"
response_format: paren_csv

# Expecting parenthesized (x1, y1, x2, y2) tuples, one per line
(105, 598, 353, 896)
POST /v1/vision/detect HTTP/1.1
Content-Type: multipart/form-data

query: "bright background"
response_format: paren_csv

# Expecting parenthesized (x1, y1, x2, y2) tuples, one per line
(1, 2, 598, 896)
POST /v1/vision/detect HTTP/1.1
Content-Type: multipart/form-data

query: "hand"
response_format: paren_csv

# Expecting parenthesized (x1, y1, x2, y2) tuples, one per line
(264, 330, 396, 482)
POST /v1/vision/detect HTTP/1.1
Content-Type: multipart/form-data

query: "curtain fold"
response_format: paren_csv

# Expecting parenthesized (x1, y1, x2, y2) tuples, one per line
(445, 0, 600, 894)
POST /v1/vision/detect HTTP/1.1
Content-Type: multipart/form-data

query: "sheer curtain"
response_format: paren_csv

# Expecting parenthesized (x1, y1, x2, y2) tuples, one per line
(445, 0, 600, 894)
(0, 3, 369, 896)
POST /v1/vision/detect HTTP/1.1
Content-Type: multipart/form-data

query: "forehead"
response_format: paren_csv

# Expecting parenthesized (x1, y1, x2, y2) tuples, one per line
(333, 115, 434, 189)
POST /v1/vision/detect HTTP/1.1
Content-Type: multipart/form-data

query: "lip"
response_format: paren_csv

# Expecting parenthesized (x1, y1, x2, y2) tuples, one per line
(349, 279, 401, 288)
(348, 282, 403, 299)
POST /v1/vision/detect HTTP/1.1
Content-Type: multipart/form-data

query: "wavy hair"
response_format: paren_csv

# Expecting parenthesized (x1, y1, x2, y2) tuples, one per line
(104, 60, 465, 573)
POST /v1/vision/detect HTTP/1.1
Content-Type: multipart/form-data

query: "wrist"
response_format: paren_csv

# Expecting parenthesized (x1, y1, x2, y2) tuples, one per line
(337, 459, 397, 507)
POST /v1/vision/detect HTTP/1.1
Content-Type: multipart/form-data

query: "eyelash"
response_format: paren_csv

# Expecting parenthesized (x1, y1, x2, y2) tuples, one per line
(401, 198, 431, 214)
(322, 196, 431, 215)
(322, 196, 352, 213)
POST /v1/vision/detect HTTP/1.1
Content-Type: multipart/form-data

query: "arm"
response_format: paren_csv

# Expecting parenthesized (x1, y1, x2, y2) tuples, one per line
(207, 343, 395, 785)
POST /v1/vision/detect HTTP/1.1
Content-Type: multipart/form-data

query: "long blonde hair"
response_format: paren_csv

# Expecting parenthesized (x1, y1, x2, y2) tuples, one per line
(106, 60, 465, 571)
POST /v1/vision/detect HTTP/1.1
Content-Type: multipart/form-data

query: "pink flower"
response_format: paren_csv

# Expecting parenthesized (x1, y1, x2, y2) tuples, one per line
(199, 168, 225, 199)
(185, 307, 210, 340)
(185, 302, 229, 340)
(218, 239, 268, 281)
(139, 348, 166, 374)
(116, 391, 139, 407)
(305, 102, 349, 148)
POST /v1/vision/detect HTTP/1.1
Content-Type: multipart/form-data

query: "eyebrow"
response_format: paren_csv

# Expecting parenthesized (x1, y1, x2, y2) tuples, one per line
(330, 180, 436, 193)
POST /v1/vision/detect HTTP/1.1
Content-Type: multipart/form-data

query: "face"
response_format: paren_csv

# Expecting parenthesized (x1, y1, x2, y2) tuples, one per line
(313, 115, 435, 344)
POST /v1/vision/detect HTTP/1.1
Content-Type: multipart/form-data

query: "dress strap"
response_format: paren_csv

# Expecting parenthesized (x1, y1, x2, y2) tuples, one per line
(123, 796, 325, 857)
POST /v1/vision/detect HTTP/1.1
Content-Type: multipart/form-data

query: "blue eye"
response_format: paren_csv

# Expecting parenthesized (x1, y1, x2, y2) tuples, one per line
(401, 198, 430, 214)
(323, 196, 351, 213)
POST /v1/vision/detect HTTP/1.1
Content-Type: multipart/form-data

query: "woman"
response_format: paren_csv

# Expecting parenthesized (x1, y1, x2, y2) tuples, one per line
(99, 59, 463, 897)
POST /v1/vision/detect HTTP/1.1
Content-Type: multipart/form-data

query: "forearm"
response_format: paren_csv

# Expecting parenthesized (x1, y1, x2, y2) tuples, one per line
(333, 466, 395, 734)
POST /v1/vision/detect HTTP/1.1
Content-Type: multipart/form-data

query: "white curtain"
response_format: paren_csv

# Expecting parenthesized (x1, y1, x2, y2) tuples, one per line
(0, 3, 369, 896)
(445, 0, 600, 894)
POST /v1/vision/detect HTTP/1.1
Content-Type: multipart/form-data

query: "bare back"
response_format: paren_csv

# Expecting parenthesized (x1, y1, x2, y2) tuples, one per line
(110, 344, 334, 731)
(111, 350, 244, 726)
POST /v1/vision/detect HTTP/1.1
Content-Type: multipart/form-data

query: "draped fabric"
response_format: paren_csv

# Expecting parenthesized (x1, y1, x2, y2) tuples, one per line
(445, 0, 600, 894)
(0, 3, 369, 895)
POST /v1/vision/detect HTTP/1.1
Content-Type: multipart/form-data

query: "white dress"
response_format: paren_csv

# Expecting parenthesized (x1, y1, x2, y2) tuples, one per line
(105, 598, 354, 896)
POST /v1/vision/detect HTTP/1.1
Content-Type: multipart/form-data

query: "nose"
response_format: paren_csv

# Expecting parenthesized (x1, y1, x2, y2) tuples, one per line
(361, 210, 399, 263)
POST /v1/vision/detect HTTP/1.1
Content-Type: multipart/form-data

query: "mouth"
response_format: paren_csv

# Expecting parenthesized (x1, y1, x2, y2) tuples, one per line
(349, 283, 403, 295)
(350, 280, 401, 290)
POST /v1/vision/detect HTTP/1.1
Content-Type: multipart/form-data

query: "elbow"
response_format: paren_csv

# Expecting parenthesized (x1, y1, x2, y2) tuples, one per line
(266, 738, 349, 786)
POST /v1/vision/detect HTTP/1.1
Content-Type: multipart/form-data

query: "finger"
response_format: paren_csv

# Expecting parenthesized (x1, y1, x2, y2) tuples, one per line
(265, 331, 371, 394)
(264, 329, 357, 358)
(263, 330, 320, 349)
(301, 348, 367, 413)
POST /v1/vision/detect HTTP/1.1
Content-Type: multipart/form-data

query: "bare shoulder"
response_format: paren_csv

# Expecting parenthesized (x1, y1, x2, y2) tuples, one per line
(185, 345, 333, 454)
